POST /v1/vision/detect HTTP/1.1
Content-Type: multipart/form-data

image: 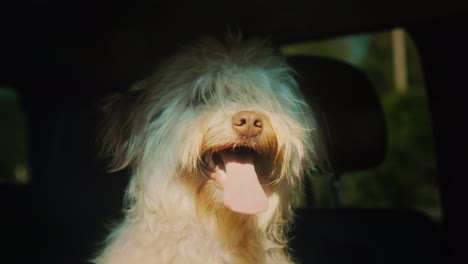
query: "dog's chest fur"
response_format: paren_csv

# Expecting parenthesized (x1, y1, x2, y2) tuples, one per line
(96, 188, 288, 264)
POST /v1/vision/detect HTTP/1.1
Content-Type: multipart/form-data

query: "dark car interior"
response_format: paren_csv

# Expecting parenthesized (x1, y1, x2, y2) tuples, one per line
(1, 1, 467, 263)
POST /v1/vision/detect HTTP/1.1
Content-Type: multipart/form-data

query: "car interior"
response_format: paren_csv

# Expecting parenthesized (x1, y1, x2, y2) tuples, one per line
(1, 1, 467, 263)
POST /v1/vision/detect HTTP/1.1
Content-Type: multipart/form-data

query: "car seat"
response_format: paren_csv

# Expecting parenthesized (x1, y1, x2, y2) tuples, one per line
(288, 56, 445, 264)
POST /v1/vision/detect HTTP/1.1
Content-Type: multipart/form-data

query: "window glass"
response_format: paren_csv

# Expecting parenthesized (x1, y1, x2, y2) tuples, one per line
(281, 29, 441, 220)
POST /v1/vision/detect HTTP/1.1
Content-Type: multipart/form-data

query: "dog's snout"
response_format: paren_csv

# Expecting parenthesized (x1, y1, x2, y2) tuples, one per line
(231, 111, 263, 137)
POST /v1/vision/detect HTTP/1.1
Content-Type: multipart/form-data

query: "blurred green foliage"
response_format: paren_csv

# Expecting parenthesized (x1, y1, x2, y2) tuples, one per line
(342, 88, 440, 218)
(0, 88, 30, 183)
(282, 31, 440, 219)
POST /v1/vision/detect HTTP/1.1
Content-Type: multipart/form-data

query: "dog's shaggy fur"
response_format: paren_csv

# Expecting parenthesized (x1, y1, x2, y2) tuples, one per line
(94, 36, 322, 264)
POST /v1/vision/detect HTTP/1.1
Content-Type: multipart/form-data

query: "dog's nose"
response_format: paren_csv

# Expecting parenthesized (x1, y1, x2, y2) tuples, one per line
(231, 111, 263, 137)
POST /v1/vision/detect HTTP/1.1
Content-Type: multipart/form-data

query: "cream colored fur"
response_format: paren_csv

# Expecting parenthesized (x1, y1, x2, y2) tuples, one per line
(93, 35, 322, 264)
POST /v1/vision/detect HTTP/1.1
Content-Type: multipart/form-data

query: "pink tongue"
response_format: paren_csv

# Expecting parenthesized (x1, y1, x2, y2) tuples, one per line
(219, 150, 269, 214)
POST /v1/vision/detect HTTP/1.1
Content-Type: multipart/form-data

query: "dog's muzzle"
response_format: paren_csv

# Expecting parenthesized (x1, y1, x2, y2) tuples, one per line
(199, 111, 278, 215)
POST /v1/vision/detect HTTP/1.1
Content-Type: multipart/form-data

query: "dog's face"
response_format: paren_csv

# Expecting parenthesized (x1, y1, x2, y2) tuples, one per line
(101, 37, 320, 218)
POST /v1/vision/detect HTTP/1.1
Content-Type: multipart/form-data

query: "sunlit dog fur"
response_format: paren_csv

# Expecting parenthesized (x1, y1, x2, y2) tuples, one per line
(94, 36, 322, 264)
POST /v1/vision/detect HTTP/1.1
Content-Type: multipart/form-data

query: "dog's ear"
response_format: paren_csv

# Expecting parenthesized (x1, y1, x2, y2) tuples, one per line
(99, 90, 146, 172)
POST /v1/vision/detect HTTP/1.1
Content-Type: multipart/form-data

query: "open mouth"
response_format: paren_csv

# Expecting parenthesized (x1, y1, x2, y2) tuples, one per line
(201, 147, 255, 174)
(200, 146, 271, 215)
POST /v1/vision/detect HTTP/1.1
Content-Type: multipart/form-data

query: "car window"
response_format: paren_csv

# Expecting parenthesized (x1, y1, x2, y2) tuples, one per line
(281, 29, 441, 220)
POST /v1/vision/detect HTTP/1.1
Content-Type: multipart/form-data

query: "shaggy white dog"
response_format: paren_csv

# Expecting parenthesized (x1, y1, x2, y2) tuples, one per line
(94, 36, 322, 264)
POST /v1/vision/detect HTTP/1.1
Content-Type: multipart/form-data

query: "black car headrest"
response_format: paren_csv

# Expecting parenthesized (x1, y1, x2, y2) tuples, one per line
(288, 56, 387, 174)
